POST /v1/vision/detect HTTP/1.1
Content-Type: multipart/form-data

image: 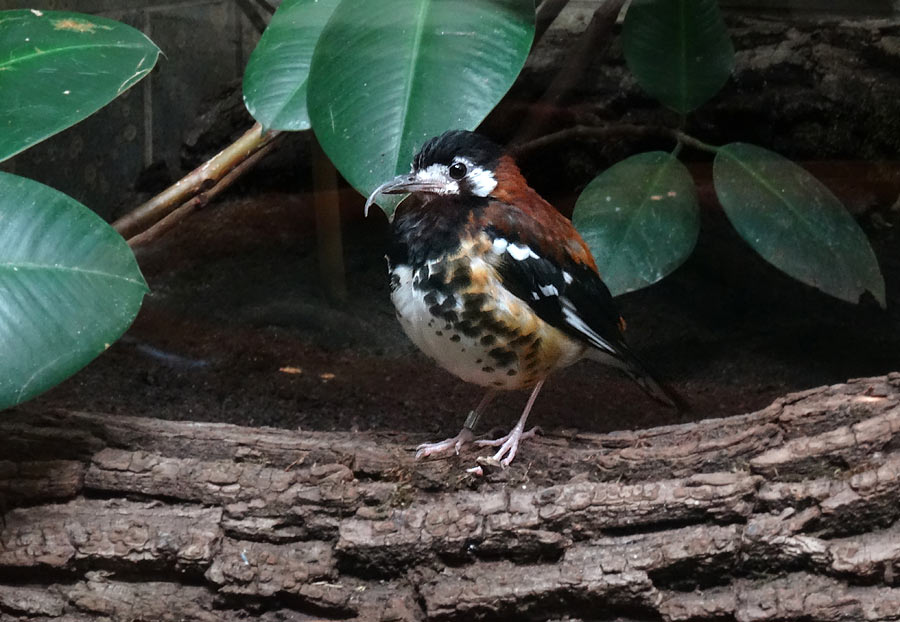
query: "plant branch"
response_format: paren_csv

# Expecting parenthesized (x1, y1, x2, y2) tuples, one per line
(511, 0, 627, 147)
(126, 138, 280, 248)
(534, 0, 570, 44)
(113, 123, 281, 241)
(509, 123, 720, 157)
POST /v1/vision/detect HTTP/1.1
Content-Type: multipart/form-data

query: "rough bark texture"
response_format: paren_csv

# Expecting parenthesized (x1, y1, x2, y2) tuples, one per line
(2, 374, 900, 621)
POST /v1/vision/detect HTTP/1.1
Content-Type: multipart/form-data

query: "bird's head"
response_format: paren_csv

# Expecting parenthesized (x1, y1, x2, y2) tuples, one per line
(365, 130, 509, 216)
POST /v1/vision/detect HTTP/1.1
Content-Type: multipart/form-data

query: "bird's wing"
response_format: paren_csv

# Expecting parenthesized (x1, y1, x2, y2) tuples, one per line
(488, 233, 684, 409)
(474, 197, 626, 355)
(487, 231, 627, 357)
(458, 171, 684, 407)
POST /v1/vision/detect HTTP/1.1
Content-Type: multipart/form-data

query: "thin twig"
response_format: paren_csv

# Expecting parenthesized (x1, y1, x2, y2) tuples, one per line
(126, 138, 280, 248)
(113, 123, 281, 240)
(509, 124, 720, 158)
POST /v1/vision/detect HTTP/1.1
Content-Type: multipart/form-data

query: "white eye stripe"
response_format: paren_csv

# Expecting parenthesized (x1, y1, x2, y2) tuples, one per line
(411, 157, 497, 197)
(414, 164, 459, 195)
(418, 163, 448, 180)
(450, 156, 497, 197)
(467, 167, 497, 196)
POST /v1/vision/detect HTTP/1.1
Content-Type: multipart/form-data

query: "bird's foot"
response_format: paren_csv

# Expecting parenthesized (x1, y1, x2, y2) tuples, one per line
(474, 425, 540, 467)
(415, 427, 475, 460)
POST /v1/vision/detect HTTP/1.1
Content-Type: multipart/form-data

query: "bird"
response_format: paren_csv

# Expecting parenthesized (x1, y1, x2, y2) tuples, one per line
(365, 130, 681, 470)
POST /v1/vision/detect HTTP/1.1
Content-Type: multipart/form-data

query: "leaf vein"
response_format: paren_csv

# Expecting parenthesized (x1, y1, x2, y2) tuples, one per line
(0, 261, 146, 288)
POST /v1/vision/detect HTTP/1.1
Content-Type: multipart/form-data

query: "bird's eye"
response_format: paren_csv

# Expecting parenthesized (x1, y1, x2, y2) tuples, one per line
(448, 162, 467, 180)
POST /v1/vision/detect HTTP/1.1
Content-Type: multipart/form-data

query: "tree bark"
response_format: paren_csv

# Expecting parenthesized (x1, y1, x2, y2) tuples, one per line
(2, 374, 900, 621)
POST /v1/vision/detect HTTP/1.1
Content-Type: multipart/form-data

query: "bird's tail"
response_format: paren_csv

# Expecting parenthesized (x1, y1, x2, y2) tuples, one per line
(587, 347, 689, 414)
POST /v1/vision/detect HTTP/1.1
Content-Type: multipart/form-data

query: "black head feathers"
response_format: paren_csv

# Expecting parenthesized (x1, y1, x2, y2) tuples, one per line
(413, 130, 503, 171)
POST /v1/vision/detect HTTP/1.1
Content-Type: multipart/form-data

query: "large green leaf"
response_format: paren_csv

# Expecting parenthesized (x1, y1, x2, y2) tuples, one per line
(0, 172, 148, 409)
(307, 0, 534, 217)
(243, 0, 340, 131)
(0, 9, 159, 162)
(622, 0, 734, 114)
(572, 151, 700, 296)
(714, 143, 886, 307)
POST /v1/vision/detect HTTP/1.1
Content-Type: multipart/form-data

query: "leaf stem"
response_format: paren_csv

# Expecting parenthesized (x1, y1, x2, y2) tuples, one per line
(673, 130, 720, 154)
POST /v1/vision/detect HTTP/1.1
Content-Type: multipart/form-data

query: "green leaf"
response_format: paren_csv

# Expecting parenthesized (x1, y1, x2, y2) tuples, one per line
(0, 172, 148, 409)
(714, 143, 886, 307)
(308, 0, 534, 217)
(0, 9, 159, 163)
(622, 0, 734, 114)
(572, 151, 700, 296)
(243, 0, 340, 131)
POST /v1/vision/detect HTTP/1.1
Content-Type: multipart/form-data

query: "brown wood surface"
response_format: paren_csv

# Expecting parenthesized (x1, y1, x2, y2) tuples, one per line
(1, 374, 900, 620)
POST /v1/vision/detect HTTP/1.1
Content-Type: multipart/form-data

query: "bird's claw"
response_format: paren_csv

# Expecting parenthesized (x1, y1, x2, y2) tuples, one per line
(414, 427, 475, 460)
(474, 425, 541, 467)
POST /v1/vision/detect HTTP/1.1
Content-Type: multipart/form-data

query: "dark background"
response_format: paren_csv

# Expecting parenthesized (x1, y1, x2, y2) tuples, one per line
(5, 0, 900, 441)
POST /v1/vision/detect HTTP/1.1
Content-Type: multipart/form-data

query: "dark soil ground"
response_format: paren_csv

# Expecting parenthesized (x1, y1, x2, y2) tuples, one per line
(29, 163, 900, 446)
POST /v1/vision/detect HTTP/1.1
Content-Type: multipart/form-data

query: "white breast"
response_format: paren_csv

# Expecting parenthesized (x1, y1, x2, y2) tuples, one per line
(390, 263, 522, 389)
(390, 259, 584, 390)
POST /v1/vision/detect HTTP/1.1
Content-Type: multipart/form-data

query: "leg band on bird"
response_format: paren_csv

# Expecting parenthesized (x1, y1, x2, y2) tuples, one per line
(414, 390, 498, 460)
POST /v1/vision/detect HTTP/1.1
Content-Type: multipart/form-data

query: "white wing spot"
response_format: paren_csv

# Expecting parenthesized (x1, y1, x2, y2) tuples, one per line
(562, 271, 573, 285)
(539, 284, 559, 297)
(491, 238, 508, 255)
(507, 243, 538, 261)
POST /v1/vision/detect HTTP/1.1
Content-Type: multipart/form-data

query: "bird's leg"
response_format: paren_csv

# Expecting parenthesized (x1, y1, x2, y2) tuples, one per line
(475, 380, 544, 467)
(415, 390, 497, 460)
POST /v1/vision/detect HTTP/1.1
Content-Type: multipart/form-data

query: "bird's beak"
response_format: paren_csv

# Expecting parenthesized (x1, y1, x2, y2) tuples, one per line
(364, 174, 443, 217)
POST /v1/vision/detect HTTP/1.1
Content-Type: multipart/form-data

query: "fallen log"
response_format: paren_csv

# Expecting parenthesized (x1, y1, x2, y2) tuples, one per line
(1, 374, 900, 621)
